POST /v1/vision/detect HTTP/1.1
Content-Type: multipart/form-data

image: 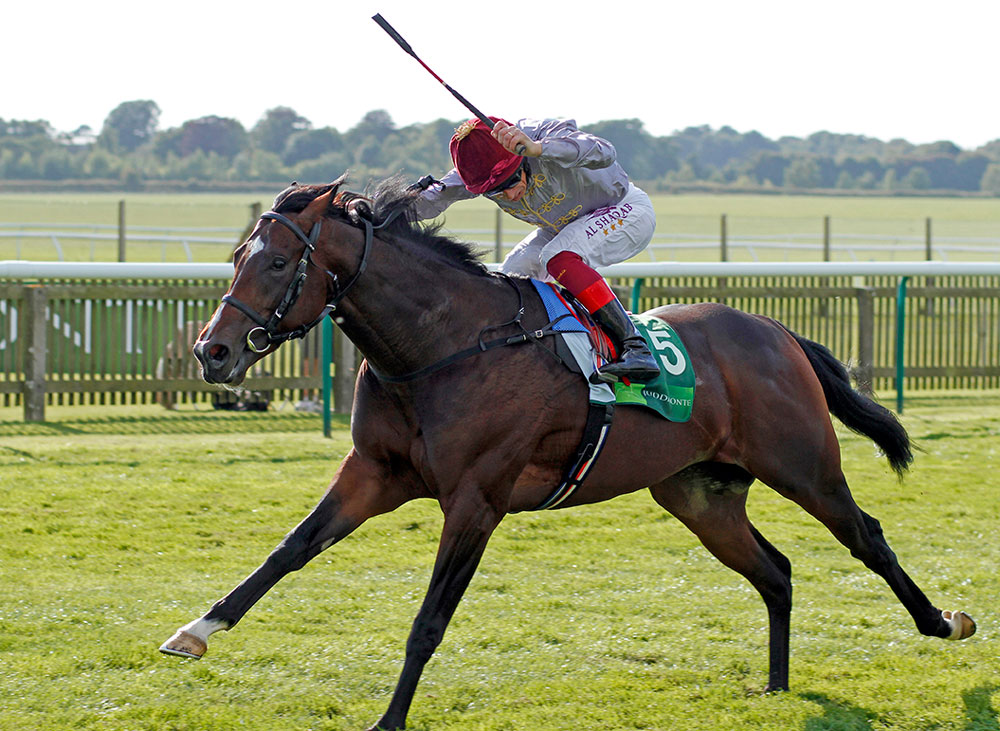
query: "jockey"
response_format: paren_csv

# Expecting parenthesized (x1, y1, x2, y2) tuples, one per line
(412, 116, 659, 384)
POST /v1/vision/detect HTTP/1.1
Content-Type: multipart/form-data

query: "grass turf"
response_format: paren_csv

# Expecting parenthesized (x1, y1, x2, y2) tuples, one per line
(1, 393, 998, 730)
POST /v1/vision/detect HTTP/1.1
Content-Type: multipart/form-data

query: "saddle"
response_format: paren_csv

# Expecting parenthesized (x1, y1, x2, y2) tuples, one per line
(523, 280, 695, 511)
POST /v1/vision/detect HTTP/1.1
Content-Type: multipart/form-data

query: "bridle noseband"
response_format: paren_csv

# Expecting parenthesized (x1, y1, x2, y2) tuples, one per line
(221, 208, 377, 353)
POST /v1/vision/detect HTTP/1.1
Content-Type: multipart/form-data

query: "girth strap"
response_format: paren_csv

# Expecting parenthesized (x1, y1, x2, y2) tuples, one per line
(530, 401, 615, 511)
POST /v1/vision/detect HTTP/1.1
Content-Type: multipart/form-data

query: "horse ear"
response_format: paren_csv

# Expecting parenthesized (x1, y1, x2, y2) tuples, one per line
(302, 187, 336, 220)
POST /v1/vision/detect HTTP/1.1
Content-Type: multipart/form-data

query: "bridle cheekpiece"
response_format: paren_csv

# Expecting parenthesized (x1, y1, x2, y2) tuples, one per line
(221, 206, 376, 353)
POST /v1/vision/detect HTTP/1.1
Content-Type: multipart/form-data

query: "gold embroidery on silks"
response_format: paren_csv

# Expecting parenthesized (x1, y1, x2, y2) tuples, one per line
(453, 120, 477, 140)
(555, 205, 583, 228)
(510, 173, 569, 232)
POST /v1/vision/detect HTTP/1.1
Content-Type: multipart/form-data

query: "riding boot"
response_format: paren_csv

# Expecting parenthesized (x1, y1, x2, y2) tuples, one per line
(590, 297, 660, 384)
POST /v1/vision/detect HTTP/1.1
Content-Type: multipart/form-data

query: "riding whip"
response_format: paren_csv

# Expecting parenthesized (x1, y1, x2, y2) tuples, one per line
(371, 13, 526, 155)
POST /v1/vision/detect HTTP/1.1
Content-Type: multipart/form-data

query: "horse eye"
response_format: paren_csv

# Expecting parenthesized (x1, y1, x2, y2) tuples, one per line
(272, 257, 288, 271)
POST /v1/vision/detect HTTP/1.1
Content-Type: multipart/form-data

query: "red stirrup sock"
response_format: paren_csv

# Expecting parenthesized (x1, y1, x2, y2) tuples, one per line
(546, 251, 615, 313)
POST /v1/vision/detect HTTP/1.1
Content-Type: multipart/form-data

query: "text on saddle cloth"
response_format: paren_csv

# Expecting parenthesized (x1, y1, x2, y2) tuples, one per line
(529, 280, 696, 423)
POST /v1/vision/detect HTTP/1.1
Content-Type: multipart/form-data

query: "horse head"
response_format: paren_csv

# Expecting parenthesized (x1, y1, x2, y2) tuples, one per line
(193, 180, 354, 385)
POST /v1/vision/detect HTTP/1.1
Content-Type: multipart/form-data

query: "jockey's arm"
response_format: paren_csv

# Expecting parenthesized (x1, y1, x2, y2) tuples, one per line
(410, 168, 477, 221)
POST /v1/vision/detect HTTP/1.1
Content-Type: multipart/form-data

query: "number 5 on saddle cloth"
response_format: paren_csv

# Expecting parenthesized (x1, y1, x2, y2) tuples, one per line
(525, 280, 696, 511)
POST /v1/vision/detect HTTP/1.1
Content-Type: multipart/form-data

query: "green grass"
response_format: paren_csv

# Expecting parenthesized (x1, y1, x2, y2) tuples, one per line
(1, 393, 999, 730)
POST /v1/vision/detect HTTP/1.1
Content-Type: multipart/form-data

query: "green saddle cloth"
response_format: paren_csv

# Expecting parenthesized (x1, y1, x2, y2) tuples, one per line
(613, 314, 695, 422)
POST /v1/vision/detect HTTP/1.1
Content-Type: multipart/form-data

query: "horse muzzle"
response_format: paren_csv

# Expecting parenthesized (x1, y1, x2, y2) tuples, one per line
(193, 338, 247, 385)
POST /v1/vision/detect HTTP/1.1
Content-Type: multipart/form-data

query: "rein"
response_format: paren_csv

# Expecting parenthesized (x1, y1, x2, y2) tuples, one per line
(222, 208, 387, 353)
(372, 274, 573, 384)
(221, 199, 569, 382)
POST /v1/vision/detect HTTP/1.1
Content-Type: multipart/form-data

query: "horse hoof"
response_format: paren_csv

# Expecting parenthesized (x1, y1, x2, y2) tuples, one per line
(942, 610, 977, 640)
(159, 629, 208, 659)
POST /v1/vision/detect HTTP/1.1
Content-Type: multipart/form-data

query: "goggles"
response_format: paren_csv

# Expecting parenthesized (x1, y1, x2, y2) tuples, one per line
(484, 164, 525, 198)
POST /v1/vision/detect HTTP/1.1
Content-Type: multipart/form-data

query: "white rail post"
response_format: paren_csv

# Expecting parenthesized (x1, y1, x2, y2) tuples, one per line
(118, 200, 126, 262)
(494, 208, 503, 263)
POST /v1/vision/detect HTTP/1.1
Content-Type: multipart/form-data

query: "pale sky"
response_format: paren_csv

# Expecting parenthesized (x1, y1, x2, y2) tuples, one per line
(5, 0, 997, 149)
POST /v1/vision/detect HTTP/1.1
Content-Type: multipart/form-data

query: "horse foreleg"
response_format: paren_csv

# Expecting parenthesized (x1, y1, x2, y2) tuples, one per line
(371, 491, 503, 731)
(160, 448, 406, 659)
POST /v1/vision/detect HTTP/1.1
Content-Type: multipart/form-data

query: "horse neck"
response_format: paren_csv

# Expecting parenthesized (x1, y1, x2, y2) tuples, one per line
(321, 220, 516, 380)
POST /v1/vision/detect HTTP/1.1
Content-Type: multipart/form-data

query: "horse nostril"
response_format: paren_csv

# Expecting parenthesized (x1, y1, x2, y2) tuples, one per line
(207, 343, 229, 365)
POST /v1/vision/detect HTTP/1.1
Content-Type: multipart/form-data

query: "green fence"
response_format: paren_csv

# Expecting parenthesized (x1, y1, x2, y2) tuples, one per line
(624, 274, 1000, 395)
(0, 279, 351, 420)
(2, 274, 999, 422)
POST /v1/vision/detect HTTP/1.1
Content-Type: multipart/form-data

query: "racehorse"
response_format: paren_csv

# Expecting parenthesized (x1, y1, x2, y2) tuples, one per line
(161, 176, 976, 731)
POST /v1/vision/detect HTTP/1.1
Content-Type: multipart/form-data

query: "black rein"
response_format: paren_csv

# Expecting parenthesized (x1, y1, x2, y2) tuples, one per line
(221, 202, 568, 382)
(221, 208, 377, 353)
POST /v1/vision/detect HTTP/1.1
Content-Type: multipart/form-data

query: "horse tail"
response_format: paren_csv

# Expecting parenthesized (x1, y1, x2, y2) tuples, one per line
(785, 328, 913, 476)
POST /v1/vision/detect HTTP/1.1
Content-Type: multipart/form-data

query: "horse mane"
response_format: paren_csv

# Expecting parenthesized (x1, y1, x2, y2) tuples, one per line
(271, 175, 490, 277)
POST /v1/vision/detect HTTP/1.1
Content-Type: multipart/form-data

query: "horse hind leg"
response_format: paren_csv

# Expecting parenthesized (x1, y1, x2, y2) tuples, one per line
(839, 500, 975, 640)
(751, 448, 976, 643)
(650, 463, 794, 691)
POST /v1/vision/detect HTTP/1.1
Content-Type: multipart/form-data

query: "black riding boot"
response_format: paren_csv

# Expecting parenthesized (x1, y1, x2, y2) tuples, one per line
(591, 297, 660, 384)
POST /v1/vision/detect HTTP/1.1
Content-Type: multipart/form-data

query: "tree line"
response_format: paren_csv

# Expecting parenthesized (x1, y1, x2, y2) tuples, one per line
(2, 100, 999, 194)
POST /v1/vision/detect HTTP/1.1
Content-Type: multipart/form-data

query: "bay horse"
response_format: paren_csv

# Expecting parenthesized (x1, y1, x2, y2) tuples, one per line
(161, 176, 975, 731)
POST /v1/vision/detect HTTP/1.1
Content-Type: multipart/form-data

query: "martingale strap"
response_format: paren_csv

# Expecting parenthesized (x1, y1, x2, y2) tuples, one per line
(530, 401, 615, 511)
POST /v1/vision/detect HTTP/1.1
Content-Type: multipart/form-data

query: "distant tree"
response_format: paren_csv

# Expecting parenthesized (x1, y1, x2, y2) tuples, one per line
(84, 148, 120, 178)
(856, 171, 877, 189)
(282, 128, 343, 166)
(228, 150, 285, 182)
(162, 116, 249, 159)
(695, 126, 776, 170)
(784, 157, 821, 188)
(345, 110, 397, 148)
(357, 137, 385, 168)
(584, 119, 674, 179)
(745, 152, 790, 186)
(163, 149, 231, 180)
(39, 148, 77, 179)
(838, 156, 884, 182)
(99, 100, 160, 152)
(252, 107, 311, 155)
(152, 128, 183, 159)
(835, 171, 856, 189)
(0, 119, 53, 138)
(293, 150, 354, 182)
(902, 166, 931, 190)
(955, 154, 990, 191)
(981, 163, 1000, 194)
(977, 140, 1000, 162)
(397, 118, 461, 176)
(664, 162, 698, 183)
(5, 150, 37, 178)
(913, 140, 961, 158)
(881, 169, 899, 190)
(884, 138, 916, 161)
(56, 125, 96, 146)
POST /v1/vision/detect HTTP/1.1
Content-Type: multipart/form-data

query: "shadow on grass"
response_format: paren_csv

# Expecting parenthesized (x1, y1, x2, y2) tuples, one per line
(800, 693, 879, 730)
(963, 684, 999, 730)
(799, 686, 999, 730)
(0, 410, 350, 437)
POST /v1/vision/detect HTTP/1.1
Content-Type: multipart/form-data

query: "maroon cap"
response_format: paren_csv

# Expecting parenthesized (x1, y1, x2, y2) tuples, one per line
(449, 117, 523, 195)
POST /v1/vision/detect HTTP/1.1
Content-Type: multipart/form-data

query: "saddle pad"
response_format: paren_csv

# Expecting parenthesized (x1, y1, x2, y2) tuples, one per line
(530, 279, 591, 333)
(530, 280, 695, 422)
(615, 314, 695, 422)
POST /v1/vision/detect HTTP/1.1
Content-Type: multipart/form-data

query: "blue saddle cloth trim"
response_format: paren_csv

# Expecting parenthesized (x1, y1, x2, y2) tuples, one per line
(530, 279, 589, 333)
